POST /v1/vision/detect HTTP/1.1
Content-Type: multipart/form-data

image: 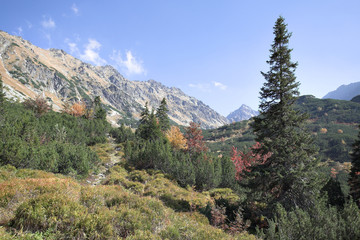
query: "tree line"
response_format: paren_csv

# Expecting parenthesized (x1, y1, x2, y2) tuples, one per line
(1, 16, 360, 239)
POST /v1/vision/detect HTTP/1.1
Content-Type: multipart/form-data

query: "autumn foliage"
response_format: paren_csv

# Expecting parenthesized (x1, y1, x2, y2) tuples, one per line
(166, 126, 187, 150)
(62, 101, 87, 117)
(231, 142, 271, 180)
(23, 95, 51, 117)
(185, 122, 208, 154)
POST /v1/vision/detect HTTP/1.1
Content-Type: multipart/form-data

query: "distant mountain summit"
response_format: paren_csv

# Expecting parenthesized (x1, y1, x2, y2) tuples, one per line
(0, 30, 228, 128)
(226, 104, 259, 122)
(323, 82, 360, 100)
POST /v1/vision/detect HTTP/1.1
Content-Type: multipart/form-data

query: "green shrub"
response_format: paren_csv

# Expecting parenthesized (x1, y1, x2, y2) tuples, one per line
(259, 199, 360, 240)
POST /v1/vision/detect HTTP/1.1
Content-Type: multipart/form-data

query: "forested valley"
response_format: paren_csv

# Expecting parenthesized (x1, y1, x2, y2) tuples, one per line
(0, 16, 360, 239)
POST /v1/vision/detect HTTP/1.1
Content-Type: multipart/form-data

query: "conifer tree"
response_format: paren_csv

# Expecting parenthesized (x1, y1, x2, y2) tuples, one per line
(0, 75, 5, 127)
(156, 98, 170, 132)
(140, 102, 150, 125)
(0, 75, 4, 107)
(94, 96, 106, 120)
(136, 104, 162, 141)
(349, 125, 360, 207)
(248, 16, 319, 211)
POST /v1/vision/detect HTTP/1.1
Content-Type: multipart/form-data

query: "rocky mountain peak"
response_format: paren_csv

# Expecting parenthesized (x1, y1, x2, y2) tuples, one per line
(0, 30, 228, 129)
(227, 104, 259, 122)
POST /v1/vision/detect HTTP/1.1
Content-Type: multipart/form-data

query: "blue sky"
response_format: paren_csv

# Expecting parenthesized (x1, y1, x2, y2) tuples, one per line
(1, 1, 359, 116)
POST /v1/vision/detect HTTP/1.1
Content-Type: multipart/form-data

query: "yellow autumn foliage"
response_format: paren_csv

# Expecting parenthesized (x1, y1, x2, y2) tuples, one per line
(320, 128, 328, 134)
(166, 126, 187, 150)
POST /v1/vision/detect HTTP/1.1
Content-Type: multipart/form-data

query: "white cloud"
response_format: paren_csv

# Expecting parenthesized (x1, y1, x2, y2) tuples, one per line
(79, 39, 107, 66)
(26, 21, 32, 29)
(44, 32, 52, 46)
(65, 39, 80, 55)
(213, 81, 227, 90)
(188, 81, 227, 92)
(14, 27, 23, 36)
(41, 17, 56, 29)
(71, 3, 79, 15)
(188, 83, 211, 92)
(111, 50, 146, 75)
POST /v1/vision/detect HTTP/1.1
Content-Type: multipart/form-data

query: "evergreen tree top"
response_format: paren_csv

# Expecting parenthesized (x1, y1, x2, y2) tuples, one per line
(0, 75, 5, 110)
(260, 16, 299, 112)
(156, 97, 170, 132)
(249, 16, 319, 212)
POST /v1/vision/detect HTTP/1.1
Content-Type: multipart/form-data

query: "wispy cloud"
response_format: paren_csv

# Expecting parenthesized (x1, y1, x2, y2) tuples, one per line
(79, 39, 107, 66)
(65, 38, 80, 55)
(188, 81, 228, 92)
(188, 83, 211, 92)
(213, 81, 227, 90)
(71, 3, 79, 15)
(14, 27, 23, 36)
(26, 20, 32, 29)
(41, 16, 56, 29)
(44, 32, 52, 46)
(111, 50, 146, 75)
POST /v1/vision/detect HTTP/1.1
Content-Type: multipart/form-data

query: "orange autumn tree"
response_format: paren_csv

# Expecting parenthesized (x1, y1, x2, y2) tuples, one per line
(63, 101, 87, 117)
(166, 126, 187, 150)
(70, 101, 86, 117)
(231, 142, 271, 181)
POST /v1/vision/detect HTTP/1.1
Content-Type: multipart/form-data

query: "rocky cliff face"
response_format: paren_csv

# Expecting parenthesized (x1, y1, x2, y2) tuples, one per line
(0, 31, 228, 128)
(227, 104, 259, 122)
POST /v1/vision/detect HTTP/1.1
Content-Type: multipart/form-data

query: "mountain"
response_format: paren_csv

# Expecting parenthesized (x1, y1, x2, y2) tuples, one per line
(0, 30, 228, 129)
(226, 104, 259, 122)
(351, 95, 360, 103)
(205, 95, 360, 163)
(323, 81, 360, 100)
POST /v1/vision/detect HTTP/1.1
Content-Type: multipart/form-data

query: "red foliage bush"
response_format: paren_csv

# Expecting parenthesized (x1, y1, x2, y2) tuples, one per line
(231, 142, 271, 180)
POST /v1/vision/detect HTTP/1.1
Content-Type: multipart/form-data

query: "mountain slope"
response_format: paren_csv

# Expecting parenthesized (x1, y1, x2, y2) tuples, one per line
(205, 95, 360, 164)
(0, 30, 228, 128)
(226, 104, 259, 122)
(323, 81, 360, 100)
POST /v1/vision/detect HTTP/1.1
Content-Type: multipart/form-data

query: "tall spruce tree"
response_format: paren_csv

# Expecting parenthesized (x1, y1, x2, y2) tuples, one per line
(140, 102, 150, 125)
(0, 75, 5, 125)
(349, 125, 360, 207)
(156, 98, 170, 132)
(248, 16, 319, 211)
(0, 75, 4, 108)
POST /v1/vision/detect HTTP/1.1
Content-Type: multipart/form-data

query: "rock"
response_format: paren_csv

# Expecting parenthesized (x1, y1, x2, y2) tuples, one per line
(0, 30, 228, 129)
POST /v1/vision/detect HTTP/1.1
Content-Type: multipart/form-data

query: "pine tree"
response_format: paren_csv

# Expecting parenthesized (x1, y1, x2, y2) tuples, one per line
(156, 98, 170, 132)
(349, 125, 360, 207)
(0, 75, 5, 128)
(140, 102, 150, 125)
(93, 96, 106, 120)
(248, 16, 319, 211)
(0, 75, 4, 107)
(136, 104, 162, 142)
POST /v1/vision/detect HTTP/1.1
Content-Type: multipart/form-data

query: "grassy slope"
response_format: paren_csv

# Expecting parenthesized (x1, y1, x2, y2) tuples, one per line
(0, 142, 255, 240)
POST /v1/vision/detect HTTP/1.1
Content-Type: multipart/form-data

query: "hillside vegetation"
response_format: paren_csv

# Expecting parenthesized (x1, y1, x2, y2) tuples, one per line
(1, 16, 360, 239)
(205, 95, 360, 163)
(0, 85, 254, 238)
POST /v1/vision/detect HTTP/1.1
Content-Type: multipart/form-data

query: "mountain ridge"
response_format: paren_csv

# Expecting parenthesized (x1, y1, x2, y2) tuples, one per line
(0, 30, 228, 128)
(323, 81, 360, 100)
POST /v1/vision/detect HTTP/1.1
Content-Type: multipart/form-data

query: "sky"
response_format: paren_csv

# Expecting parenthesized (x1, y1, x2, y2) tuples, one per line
(1, 1, 359, 116)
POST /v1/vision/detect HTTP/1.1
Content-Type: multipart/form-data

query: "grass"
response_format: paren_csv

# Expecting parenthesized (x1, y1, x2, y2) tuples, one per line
(0, 142, 256, 239)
